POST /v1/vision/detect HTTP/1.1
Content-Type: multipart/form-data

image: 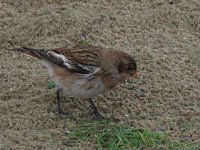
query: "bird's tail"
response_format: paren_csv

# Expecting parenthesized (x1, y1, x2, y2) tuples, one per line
(11, 47, 48, 60)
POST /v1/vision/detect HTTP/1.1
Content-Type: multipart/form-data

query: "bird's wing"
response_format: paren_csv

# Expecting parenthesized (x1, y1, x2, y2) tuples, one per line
(52, 45, 102, 75)
(11, 46, 102, 75)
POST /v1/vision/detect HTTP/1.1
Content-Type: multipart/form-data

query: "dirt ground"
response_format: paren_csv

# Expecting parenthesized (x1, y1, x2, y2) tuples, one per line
(0, 0, 200, 149)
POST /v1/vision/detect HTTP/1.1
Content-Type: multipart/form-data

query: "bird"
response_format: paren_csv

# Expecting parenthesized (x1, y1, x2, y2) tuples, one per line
(12, 45, 139, 119)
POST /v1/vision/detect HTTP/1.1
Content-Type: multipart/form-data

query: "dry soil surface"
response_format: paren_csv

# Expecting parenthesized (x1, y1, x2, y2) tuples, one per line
(0, 0, 200, 149)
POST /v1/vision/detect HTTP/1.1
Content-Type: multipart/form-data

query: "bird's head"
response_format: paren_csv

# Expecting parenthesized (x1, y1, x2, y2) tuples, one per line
(117, 52, 139, 80)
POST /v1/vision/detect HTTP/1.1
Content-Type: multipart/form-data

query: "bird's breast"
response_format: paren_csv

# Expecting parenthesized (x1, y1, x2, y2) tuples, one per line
(61, 77, 107, 98)
(45, 63, 107, 98)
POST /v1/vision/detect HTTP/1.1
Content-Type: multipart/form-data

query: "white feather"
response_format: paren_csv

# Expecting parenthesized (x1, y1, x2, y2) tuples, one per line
(47, 51, 73, 69)
(45, 51, 101, 77)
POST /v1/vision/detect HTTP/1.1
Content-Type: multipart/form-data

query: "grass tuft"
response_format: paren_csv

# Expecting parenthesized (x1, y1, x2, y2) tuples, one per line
(47, 81, 56, 89)
(79, 40, 91, 46)
(69, 120, 195, 149)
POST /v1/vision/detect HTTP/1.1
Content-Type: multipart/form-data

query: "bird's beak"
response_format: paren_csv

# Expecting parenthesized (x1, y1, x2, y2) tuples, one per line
(132, 70, 140, 78)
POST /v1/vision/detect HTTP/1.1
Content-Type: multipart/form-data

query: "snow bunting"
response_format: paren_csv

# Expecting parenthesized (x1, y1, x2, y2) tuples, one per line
(12, 45, 139, 119)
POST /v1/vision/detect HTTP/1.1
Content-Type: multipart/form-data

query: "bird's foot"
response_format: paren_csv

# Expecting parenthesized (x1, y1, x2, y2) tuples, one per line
(93, 110, 106, 120)
(57, 107, 68, 116)
(88, 99, 107, 120)
(52, 107, 75, 120)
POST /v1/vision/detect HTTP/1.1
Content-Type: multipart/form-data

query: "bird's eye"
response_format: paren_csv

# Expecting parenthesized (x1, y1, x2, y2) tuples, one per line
(126, 66, 133, 71)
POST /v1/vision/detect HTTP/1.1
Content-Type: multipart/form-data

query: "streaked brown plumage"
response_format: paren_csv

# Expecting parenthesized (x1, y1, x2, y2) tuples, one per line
(12, 45, 139, 119)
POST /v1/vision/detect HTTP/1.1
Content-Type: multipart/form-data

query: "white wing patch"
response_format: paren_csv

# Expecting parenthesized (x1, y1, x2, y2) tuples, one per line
(77, 64, 100, 75)
(47, 51, 73, 69)
(47, 51, 100, 75)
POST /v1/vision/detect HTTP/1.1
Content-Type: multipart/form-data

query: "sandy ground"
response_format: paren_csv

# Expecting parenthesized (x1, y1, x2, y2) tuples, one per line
(0, 0, 200, 149)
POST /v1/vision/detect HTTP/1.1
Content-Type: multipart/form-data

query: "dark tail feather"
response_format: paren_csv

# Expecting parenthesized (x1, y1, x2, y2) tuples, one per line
(11, 47, 48, 59)
(11, 47, 65, 67)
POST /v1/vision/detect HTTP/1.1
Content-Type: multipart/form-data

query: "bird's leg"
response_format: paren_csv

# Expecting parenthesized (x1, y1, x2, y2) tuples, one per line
(55, 88, 68, 116)
(54, 88, 76, 120)
(56, 88, 62, 113)
(88, 98, 105, 120)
